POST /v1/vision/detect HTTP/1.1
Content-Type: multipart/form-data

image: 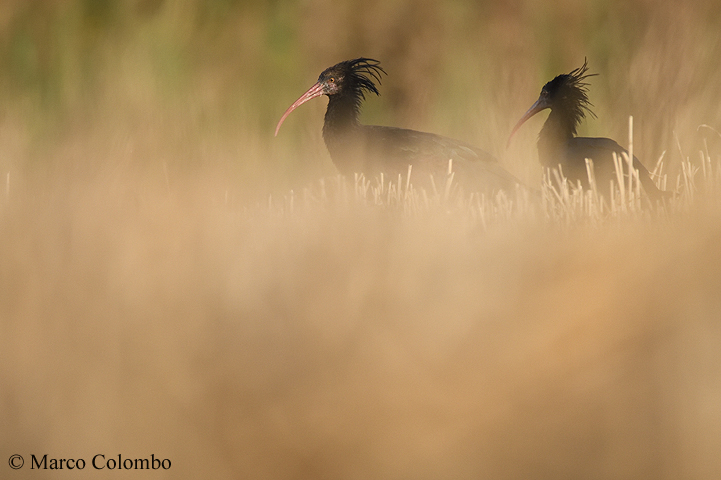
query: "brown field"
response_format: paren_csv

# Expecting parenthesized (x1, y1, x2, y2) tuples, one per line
(2, 1, 721, 479)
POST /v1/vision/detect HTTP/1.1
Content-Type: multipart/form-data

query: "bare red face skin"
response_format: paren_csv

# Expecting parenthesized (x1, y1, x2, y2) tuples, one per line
(274, 82, 325, 136)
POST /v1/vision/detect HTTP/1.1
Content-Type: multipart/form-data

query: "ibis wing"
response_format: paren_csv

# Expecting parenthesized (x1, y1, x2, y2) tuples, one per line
(363, 125, 523, 193)
(565, 137, 665, 198)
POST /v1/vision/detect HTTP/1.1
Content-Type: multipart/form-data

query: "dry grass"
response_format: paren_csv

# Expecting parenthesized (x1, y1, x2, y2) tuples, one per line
(2, 1, 721, 479)
(2, 156, 721, 479)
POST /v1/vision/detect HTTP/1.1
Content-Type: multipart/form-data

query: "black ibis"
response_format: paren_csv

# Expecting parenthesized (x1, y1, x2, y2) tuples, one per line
(275, 58, 524, 194)
(508, 60, 667, 200)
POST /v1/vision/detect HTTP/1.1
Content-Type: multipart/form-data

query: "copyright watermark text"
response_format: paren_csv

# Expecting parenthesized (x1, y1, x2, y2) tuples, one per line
(8, 454, 171, 471)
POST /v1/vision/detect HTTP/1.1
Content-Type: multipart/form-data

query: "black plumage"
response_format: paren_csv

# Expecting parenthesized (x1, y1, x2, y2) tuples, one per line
(508, 60, 667, 199)
(276, 58, 523, 194)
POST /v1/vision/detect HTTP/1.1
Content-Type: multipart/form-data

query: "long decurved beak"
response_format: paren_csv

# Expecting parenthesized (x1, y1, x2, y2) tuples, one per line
(274, 82, 325, 136)
(506, 97, 550, 147)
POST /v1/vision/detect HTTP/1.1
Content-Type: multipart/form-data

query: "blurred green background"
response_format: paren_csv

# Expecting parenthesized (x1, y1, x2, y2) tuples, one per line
(1, 0, 720, 196)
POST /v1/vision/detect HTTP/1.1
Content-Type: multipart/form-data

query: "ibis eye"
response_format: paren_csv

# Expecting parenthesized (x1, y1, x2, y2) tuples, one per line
(329, 77, 335, 83)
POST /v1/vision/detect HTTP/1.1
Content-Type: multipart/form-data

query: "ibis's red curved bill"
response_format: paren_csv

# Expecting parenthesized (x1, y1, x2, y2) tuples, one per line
(274, 82, 325, 136)
(506, 97, 549, 148)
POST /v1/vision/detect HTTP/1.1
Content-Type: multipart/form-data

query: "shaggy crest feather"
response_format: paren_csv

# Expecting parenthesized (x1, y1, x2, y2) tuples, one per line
(544, 58, 598, 135)
(321, 58, 386, 114)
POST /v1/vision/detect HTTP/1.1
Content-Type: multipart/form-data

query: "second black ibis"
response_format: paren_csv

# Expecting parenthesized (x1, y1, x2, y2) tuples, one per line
(275, 58, 524, 194)
(508, 60, 667, 200)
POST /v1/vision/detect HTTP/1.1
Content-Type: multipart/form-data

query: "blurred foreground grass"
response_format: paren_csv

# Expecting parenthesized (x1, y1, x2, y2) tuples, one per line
(3, 168, 721, 479)
(2, 1, 721, 479)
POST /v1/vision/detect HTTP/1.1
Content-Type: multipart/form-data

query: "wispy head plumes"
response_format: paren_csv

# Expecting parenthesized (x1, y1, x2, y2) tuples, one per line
(318, 57, 387, 115)
(544, 59, 599, 135)
(344, 57, 386, 100)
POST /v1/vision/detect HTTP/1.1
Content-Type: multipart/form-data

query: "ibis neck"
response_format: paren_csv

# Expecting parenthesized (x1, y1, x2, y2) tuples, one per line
(537, 108, 576, 166)
(323, 94, 361, 135)
(320, 94, 367, 174)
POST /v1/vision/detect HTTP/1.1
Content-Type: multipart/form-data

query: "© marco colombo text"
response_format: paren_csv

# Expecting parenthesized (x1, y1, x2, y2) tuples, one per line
(30, 454, 170, 470)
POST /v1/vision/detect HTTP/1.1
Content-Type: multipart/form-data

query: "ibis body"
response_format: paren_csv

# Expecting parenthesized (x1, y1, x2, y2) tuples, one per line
(508, 60, 667, 199)
(276, 58, 523, 194)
